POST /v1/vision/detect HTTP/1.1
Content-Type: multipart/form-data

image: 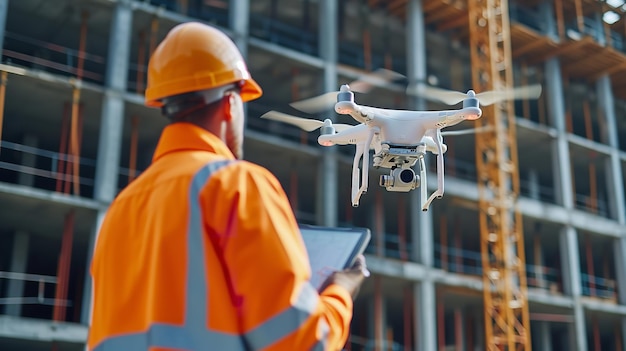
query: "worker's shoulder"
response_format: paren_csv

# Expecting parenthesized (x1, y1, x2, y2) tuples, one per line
(197, 159, 283, 192)
(206, 159, 277, 181)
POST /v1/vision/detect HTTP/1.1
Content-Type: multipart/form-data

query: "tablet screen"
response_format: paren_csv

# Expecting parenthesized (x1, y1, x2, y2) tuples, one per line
(300, 226, 370, 290)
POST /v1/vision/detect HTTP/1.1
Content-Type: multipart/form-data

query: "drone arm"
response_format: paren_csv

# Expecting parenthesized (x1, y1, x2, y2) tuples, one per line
(335, 101, 372, 125)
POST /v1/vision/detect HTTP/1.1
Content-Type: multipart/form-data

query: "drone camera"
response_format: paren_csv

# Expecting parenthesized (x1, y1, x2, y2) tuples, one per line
(379, 168, 420, 192)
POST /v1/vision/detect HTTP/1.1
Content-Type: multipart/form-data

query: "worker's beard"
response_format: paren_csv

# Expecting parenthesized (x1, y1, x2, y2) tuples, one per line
(225, 121, 243, 160)
(224, 93, 245, 160)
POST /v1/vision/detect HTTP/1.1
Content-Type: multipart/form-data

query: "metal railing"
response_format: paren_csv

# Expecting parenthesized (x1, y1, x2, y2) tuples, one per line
(581, 273, 618, 300)
(0, 271, 71, 308)
(338, 39, 407, 75)
(0, 140, 137, 197)
(573, 192, 610, 219)
(434, 244, 483, 276)
(143, 0, 229, 26)
(435, 245, 565, 292)
(2, 31, 106, 84)
(348, 334, 405, 351)
(509, 2, 543, 33)
(365, 231, 412, 261)
(249, 15, 318, 56)
(526, 263, 562, 292)
(519, 178, 557, 204)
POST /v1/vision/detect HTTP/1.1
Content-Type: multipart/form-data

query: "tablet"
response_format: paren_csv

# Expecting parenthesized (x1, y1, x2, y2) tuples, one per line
(299, 224, 371, 290)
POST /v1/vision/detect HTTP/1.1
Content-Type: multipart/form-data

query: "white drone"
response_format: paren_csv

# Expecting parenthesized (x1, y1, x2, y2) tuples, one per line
(262, 80, 541, 211)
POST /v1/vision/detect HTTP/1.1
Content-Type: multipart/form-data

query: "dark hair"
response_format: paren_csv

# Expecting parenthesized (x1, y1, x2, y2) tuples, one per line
(161, 84, 239, 121)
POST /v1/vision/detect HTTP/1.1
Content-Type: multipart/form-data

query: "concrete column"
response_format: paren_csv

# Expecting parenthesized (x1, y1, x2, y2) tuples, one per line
(0, 0, 8, 52)
(406, 0, 427, 101)
(229, 0, 249, 57)
(454, 308, 466, 351)
(597, 76, 626, 223)
(615, 236, 626, 305)
(545, 58, 573, 209)
(81, 210, 107, 325)
(559, 226, 588, 351)
(414, 280, 437, 351)
(94, 0, 133, 203)
(537, 321, 553, 351)
(4, 231, 29, 317)
(539, 0, 559, 42)
(545, 58, 566, 131)
(473, 308, 484, 350)
(621, 318, 626, 351)
(571, 304, 587, 351)
(593, 12, 605, 46)
(316, 0, 338, 226)
(17, 134, 38, 187)
(411, 189, 433, 265)
(597, 77, 626, 351)
(528, 168, 540, 200)
(367, 277, 387, 350)
(81, 0, 133, 324)
(546, 59, 585, 351)
(406, 0, 432, 266)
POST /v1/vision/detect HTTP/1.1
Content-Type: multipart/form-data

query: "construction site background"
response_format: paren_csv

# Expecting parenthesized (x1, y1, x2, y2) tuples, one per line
(0, 0, 626, 350)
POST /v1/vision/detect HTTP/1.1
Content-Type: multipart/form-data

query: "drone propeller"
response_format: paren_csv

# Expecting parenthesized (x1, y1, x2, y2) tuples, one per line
(440, 125, 494, 136)
(260, 110, 355, 132)
(290, 68, 405, 114)
(408, 83, 542, 106)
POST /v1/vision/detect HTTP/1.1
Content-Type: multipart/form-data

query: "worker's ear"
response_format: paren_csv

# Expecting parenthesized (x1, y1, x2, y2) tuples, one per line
(223, 91, 243, 123)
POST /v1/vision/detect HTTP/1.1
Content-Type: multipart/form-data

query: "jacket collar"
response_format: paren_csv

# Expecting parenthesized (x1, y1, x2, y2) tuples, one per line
(152, 122, 236, 162)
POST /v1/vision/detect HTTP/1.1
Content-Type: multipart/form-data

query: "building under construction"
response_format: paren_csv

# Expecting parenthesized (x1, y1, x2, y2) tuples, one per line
(1, 0, 626, 350)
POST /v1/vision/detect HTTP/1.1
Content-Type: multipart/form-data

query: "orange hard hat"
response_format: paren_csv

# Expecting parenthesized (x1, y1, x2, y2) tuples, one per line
(145, 22, 262, 107)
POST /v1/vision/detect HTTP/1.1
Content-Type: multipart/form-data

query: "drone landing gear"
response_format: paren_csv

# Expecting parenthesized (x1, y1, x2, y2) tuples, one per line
(419, 148, 445, 212)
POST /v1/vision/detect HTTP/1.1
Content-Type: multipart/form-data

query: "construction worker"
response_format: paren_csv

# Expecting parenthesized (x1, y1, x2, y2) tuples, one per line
(87, 22, 368, 351)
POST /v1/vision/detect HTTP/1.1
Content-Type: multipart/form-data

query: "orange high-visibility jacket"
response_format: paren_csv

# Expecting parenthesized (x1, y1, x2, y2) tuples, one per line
(87, 123, 353, 351)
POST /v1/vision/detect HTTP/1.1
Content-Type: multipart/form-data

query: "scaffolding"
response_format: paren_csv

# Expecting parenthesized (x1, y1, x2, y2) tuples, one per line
(469, 0, 530, 349)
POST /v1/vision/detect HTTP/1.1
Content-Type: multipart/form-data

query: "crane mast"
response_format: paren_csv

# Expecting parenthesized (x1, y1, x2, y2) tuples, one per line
(468, 0, 531, 349)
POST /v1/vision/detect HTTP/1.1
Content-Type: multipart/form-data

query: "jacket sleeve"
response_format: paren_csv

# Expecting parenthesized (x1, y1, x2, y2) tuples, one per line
(201, 162, 353, 351)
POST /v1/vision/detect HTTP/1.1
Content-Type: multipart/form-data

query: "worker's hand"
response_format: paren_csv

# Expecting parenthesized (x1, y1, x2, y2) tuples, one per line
(319, 255, 370, 300)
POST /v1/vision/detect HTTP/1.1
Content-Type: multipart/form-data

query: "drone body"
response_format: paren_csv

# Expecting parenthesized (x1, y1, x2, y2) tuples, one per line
(262, 81, 541, 210)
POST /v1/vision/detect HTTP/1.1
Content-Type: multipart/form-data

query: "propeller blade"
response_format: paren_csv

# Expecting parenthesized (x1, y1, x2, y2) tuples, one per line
(260, 110, 355, 132)
(407, 84, 468, 105)
(441, 125, 494, 136)
(290, 68, 405, 114)
(476, 84, 542, 106)
(349, 68, 406, 93)
(408, 84, 542, 106)
(289, 92, 339, 115)
(261, 111, 324, 131)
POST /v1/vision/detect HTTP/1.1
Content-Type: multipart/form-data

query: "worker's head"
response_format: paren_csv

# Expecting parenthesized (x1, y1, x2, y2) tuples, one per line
(145, 22, 262, 159)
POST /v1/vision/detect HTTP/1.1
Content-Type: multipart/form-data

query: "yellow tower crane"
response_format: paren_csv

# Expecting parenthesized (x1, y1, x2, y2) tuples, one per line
(468, 0, 531, 349)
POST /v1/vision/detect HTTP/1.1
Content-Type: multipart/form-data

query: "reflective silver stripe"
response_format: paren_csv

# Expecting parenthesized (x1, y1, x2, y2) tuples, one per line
(309, 317, 330, 351)
(93, 323, 244, 351)
(94, 160, 330, 350)
(245, 282, 323, 349)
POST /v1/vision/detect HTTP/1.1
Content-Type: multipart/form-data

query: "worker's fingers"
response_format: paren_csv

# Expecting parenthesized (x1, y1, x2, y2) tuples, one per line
(349, 255, 370, 277)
